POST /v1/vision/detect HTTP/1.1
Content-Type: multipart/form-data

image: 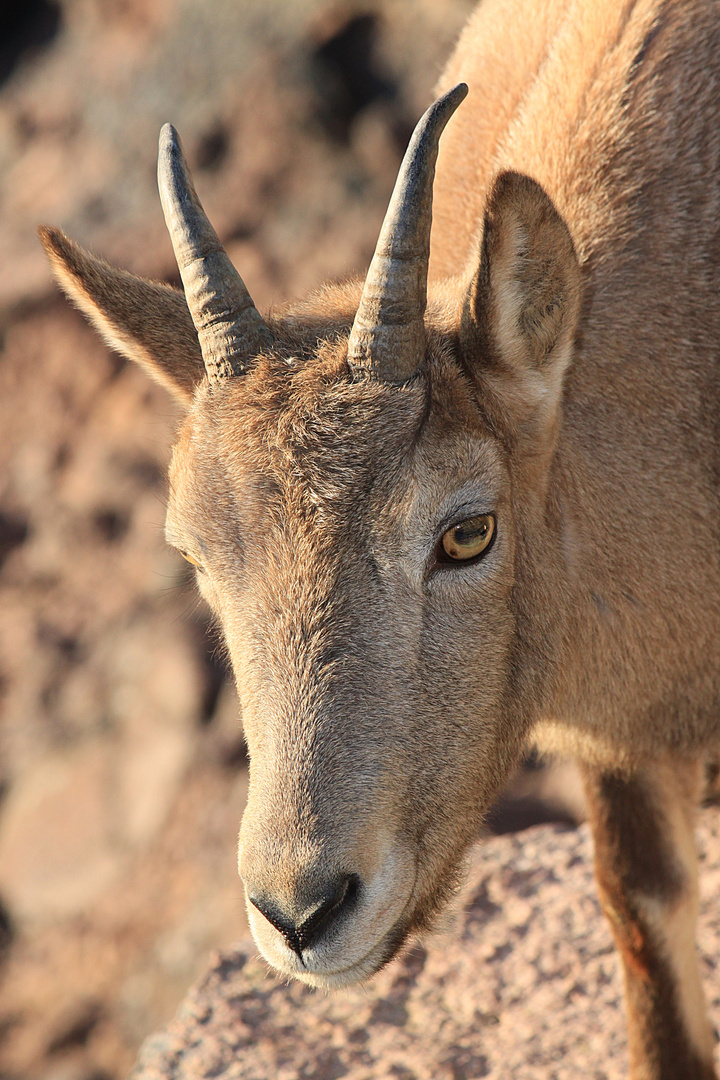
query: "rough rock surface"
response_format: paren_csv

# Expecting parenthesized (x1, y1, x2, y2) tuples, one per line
(133, 813, 720, 1080)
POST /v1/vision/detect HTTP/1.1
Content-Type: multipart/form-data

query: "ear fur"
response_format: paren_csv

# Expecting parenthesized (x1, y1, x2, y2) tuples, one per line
(461, 172, 581, 431)
(38, 226, 205, 403)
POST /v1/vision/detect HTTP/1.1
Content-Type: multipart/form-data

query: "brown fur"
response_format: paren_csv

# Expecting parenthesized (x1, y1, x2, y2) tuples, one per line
(41, 0, 720, 1074)
(583, 760, 716, 1078)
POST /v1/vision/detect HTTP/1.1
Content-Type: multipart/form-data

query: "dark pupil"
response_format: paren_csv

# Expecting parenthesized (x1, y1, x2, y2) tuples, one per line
(454, 519, 488, 545)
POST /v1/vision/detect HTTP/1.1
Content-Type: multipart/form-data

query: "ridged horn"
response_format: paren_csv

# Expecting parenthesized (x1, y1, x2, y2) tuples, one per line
(347, 83, 468, 383)
(157, 123, 273, 383)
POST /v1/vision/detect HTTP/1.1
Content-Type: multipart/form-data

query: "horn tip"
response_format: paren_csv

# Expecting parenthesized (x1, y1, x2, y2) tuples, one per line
(158, 123, 191, 211)
(159, 122, 181, 157)
(443, 82, 469, 109)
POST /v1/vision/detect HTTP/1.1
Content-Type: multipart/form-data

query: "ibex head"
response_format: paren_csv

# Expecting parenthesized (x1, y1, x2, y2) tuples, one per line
(40, 84, 581, 988)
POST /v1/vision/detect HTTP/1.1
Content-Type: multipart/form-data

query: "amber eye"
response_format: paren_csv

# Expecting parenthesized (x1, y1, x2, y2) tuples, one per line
(440, 514, 496, 562)
(179, 550, 201, 567)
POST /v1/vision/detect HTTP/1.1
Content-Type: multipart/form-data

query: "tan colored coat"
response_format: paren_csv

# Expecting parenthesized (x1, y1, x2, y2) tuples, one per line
(41, 2, 720, 1075)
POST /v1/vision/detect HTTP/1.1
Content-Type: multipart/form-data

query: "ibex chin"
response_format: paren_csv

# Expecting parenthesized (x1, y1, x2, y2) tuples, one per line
(40, 0, 720, 1075)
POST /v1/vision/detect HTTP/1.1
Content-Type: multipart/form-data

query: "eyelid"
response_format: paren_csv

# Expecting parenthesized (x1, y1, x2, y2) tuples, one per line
(180, 549, 202, 567)
(434, 504, 493, 544)
(166, 532, 206, 566)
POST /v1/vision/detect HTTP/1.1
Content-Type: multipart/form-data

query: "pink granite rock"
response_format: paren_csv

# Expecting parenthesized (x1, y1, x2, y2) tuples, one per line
(132, 811, 720, 1079)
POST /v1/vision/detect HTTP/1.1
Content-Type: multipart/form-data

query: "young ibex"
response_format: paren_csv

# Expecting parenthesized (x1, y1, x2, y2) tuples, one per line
(40, 0, 720, 1075)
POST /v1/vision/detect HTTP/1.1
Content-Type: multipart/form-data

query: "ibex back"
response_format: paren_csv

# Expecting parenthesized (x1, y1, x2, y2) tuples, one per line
(40, 0, 720, 1076)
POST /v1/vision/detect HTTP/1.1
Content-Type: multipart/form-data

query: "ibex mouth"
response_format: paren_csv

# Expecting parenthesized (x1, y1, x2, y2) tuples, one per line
(244, 847, 420, 990)
(281, 914, 414, 990)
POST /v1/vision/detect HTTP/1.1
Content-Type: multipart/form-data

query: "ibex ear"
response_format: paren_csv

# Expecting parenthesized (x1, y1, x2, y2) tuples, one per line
(461, 172, 581, 435)
(38, 226, 204, 404)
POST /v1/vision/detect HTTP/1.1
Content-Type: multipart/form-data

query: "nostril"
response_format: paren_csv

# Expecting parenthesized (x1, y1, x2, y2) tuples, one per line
(248, 894, 304, 959)
(296, 873, 359, 951)
(249, 873, 360, 959)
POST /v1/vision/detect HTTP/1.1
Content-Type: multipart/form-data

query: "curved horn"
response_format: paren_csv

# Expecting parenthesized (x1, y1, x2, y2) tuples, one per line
(158, 124, 273, 383)
(347, 83, 468, 383)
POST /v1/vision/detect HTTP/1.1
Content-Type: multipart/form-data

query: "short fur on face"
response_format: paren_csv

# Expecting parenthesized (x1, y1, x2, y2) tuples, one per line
(170, 337, 520, 961)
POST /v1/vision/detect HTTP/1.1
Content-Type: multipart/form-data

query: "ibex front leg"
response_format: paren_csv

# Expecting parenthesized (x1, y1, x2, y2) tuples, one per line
(582, 758, 716, 1080)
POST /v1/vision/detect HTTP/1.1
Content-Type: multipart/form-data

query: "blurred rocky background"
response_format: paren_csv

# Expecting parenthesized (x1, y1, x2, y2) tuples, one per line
(0, 2, 587, 1078)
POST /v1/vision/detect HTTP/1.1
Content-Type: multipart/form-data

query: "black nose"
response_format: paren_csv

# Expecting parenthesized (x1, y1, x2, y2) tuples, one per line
(249, 874, 359, 959)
